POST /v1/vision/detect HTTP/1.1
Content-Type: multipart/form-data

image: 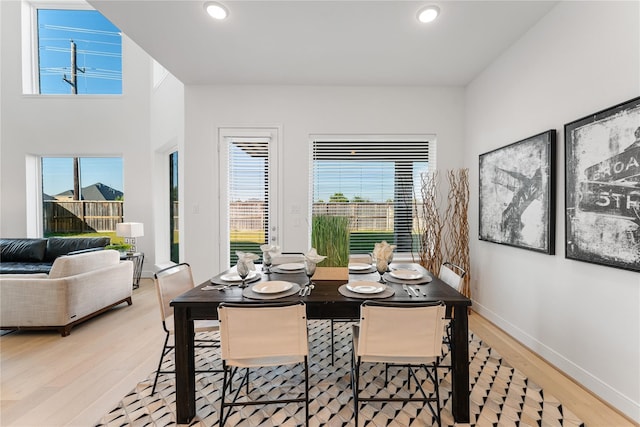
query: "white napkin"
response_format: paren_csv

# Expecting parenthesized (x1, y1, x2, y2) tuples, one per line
(373, 241, 396, 263)
(235, 251, 260, 276)
(304, 248, 327, 264)
(259, 244, 280, 254)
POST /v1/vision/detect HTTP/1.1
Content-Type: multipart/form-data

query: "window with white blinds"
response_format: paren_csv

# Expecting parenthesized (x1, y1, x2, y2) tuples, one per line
(228, 138, 270, 265)
(311, 140, 431, 254)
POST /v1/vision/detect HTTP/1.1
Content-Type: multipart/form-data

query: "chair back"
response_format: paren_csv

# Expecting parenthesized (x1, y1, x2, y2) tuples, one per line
(271, 252, 305, 265)
(154, 263, 195, 323)
(349, 253, 372, 264)
(217, 302, 308, 365)
(439, 262, 465, 292)
(357, 301, 445, 362)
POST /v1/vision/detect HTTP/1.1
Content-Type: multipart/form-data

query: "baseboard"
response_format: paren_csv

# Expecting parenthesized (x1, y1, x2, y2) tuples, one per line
(472, 300, 640, 423)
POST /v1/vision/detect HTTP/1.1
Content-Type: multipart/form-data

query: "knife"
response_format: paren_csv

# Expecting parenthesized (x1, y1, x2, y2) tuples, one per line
(402, 284, 412, 297)
(411, 286, 420, 297)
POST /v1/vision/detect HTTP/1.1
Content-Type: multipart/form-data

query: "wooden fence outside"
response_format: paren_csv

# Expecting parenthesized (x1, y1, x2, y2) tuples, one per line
(43, 200, 420, 234)
(230, 201, 421, 232)
(43, 200, 124, 234)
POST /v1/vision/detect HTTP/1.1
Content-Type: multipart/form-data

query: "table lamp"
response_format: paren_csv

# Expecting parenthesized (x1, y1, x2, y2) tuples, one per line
(116, 222, 144, 254)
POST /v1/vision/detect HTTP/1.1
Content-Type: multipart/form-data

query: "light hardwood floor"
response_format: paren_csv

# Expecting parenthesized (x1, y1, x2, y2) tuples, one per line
(1, 279, 636, 426)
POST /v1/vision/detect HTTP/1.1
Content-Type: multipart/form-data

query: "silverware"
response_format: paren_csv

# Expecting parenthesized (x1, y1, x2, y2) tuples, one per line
(402, 284, 412, 297)
(307, 284, 315, 296)
(411, 286, 420, 297)
(299, 286, 306, 296)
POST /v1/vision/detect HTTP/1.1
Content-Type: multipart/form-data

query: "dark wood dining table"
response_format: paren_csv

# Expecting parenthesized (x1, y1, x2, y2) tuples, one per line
(171, 263, 472, 424)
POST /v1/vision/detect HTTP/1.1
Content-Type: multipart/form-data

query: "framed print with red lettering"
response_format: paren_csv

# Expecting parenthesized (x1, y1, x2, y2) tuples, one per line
(565, 96, 640, 272)
(479, 130, 556, 254)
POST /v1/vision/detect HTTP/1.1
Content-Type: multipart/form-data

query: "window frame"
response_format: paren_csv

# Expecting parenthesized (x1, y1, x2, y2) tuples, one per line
(21, 0, 122, 96)
(308, 134, 436, 258)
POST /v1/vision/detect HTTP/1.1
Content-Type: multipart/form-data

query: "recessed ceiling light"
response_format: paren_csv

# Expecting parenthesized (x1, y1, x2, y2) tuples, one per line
(417, 5, 440, 23)
(204, 2, 228, 20)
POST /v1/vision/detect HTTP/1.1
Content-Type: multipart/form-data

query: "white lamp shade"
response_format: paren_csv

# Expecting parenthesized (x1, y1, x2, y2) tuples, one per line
(116, 222, 144, 238)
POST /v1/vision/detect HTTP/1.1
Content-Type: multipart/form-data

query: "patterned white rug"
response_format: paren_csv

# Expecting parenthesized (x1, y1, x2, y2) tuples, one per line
(96, 320, 585, 426)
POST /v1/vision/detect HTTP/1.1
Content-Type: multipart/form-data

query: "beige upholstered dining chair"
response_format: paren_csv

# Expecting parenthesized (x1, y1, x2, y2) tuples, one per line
(351, 300, 446, 426)
(217, 301, 310, 426)
(270, 252, 305, 265)
(152, 263, 220, 395)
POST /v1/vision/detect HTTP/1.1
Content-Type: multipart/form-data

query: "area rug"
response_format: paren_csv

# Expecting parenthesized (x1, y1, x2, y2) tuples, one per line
(96, 320, 585, 426)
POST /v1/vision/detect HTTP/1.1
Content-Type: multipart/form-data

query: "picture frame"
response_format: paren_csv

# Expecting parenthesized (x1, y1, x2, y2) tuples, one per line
(565, 96, 640, 272)
(479, 130, 556, 254)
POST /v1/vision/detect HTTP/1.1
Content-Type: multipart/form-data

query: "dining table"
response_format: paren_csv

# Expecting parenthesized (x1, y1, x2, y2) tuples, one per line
(170, 262, 472, 424)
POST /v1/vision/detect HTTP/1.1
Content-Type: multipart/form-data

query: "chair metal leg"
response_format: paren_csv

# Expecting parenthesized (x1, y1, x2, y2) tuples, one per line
(304, 357, 309, 427)
(151, 332, 171, 395)
(330, 319, 335, 365)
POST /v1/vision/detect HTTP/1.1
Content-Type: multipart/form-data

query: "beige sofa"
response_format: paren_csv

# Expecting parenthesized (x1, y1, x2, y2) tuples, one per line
(0, 250, 133, 336)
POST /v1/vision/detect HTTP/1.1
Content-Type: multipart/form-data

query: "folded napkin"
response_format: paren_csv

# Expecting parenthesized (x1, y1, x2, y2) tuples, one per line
(235, 251, 260, 277)
(373, 241, 396, 263)
(259, 244, 280, 254)
(304, 248, 327, 264)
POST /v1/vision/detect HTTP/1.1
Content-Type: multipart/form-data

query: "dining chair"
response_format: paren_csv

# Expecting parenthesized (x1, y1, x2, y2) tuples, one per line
(351, 300, 446, 426)
(151, 262, 221, 395)
(217, 301, 310, 427)
(439, 261, 466, 351)
(270, 252, 305, 265)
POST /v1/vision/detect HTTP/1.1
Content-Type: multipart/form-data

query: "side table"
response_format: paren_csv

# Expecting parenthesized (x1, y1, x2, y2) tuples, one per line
(121, 252, 144, 289)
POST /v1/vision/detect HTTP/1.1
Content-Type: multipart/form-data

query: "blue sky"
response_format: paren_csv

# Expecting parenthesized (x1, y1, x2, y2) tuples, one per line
(38, 9, 121, 94)
(42, 157, 123, 196)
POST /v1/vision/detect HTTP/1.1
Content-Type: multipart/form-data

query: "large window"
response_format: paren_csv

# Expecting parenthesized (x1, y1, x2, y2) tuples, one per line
(41, 157, 124, 237)
(311, 139, 431, 255)
(24, 5, 122, 95)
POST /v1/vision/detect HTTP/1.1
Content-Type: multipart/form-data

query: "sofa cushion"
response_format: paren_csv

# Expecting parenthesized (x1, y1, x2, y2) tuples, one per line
(48, 249, 120, 279)
(0, 262, 53, 274)
(0, 239, 48, 262)
(45, 237, 110, 262)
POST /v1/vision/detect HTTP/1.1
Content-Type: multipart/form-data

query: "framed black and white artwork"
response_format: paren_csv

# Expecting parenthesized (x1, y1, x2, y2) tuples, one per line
(565, 96, 640, 272)
(479, 130, 556, 254)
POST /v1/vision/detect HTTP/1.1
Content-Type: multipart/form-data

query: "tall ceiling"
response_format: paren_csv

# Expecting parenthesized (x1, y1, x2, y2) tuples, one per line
(89, 0, 558, 86)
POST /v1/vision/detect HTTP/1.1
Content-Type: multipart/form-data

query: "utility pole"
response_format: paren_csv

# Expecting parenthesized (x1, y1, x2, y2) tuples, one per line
(63, 40, 85, 94)
(62, 39, 84, 201)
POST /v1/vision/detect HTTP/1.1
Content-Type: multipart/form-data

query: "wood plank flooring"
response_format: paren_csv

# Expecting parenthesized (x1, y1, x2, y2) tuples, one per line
(0, 279, 636, 426)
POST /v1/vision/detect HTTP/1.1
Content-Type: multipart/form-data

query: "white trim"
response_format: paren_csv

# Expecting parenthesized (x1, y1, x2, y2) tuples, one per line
(217, 125, 282, 268)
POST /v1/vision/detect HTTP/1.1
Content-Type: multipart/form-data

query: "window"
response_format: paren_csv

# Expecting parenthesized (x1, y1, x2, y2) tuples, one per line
(41, 157, 124, 237)
(227, 138, 270, 265)
(311, 138, 432, 255)
(24, 4, 122, 95)
(169, 151, 179, 263)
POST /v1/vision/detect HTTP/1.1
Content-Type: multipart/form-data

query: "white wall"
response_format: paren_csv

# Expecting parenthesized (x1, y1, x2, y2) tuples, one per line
(183, 85, 465, 282)
(465, 1, 640, 421)
(0, 1, 155, 273)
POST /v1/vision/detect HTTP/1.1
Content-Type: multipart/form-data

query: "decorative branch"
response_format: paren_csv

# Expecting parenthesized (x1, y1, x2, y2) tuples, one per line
(413, 171, 445, 274)
(445, 169, 471, 299)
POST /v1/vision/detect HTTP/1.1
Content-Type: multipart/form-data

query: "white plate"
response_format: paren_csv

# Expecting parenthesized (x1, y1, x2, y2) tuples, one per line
(346, 281, 386, 294)
(390, 269, 423, 280)
(252, 281, 293, 294)
(277, 262, 305, 271)
(220, 270, 259, 282)
(348, 263, 371, 271)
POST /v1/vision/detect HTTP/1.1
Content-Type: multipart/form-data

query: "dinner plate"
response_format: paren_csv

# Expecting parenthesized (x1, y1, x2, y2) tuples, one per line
(390, 269, 423, 280)
(346, 281, 386, 294)
(220, 270, 259, 282)
(348, 262, 371, 271)
(277, 262, 305, 271)
(252, 281, 293, 294)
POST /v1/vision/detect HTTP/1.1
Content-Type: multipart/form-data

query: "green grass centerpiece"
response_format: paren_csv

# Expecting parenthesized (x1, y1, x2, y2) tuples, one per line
(311, 215, 349, 267)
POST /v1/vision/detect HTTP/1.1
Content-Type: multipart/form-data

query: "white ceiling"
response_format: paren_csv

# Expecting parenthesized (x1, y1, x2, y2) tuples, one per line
(88, 0, 558, 86)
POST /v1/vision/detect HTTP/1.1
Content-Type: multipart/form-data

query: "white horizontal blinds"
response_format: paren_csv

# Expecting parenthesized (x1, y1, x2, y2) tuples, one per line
(311, 140, 429, 254)
(228, 138, 270, 265)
